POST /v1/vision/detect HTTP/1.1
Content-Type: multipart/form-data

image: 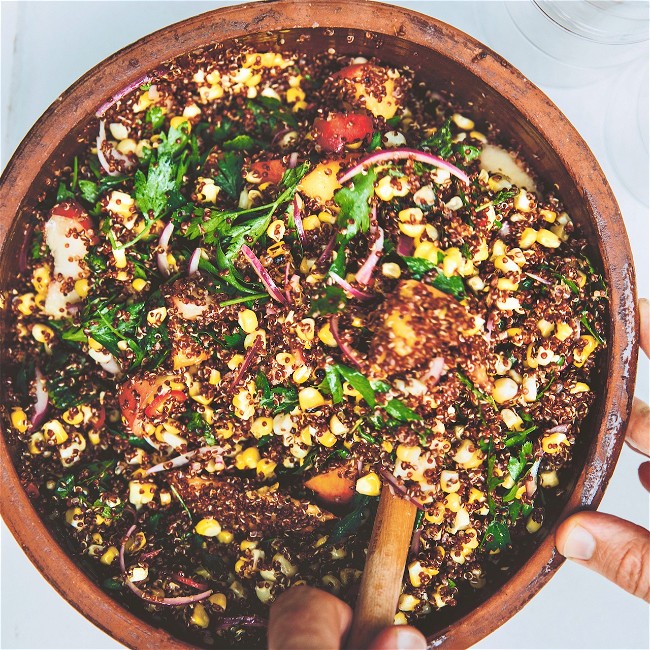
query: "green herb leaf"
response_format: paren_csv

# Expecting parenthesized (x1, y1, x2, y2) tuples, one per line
(146, 106, 165, 131)
(334, 168, 377, 243)
(310, 286, 348, 316)
(186, 411, 217, 445)
(432, 272, 466, 300)
(213, 151, 244, 199)
(328, 493, 376, 545)
(420, 119, 454, 158)
(580, 312, 605, 345)
(384, 398, 421, 422)
(401, 256, 438, 280)
(321, 366, 344, 404)
(483, 519, 511, 552)
(335, 364, 376, 408)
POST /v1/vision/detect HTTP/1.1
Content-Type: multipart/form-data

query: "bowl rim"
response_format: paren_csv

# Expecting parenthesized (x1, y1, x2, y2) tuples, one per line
(0, 1, 639, 648)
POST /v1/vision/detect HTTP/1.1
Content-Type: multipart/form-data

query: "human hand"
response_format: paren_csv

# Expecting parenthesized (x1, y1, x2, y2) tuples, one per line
(555, 298, 650, 602)
(268, 585, 427, 650)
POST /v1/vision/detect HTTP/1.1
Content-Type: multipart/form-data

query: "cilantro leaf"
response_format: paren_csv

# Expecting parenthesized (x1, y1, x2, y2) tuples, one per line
(420, 119, 454, 158)
(432, 271, 466, 300)
(401, 256, 439, 280)
(134, 156, 176, 219)
(334, 169, 377, 243)
(384, 398, 421, 422)
(187, 411, 217, 445)
(483, 519, 511, 552)
(310, 286, 348, 316)
(214, 152, 244, 200)
(321, 366, 344, 404)
(335, 364, 376, 408)
(328, 493, 376, 545)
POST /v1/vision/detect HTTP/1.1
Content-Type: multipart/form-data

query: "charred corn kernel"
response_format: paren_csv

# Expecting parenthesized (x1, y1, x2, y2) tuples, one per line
(190, 602, 209, 629)
(526, 515, 543, 534)
(452, 113, 474, 130)
(238, 309, 258, 334)
(240, 540, 258, 552)
(146, 307, 167, 326)
(296, 318, 315, 344)
(571, 382, 590, 394)
(318, 430, 337, 447)
(381, 262, 401, 279)
(251, 417, 273, 438)
(197, 177, 219, 203)
(112, 247, 127, 269)
(195, 518, 222, 537)
(537, 319, 554, 337)
(576, 271, 587, 288)
(169, 115, 190, 132)
(398, 594, 420, 612)
(408, 560, 424, 587)
(299, 387, 326, 411)
(488, 174, 512, 192)
(413, 240, 439, 263)
(540, 470, 560, 488)
(398, 207, 424, 223)
(73, 278, 89, 299)
(375, 175, 409, 201)
(128, 481, 156, 508)
(116, 271, 129, 282)
(216, 530, 234, 545)
(257, 458, 277, 479)
(440, 470, 461, 493)
(381, 440, 394, 454)
(444, 492, 462, 513)
(497, 277, 519, 291)
(452, 439, 484, 469)
(425, 502, 445, 524)
(541, 431, 570, 454)
(31, 265, 50, 294)
(397, 221, 425, 238)
(518, 227, 538, 249)
(228, 354, 245, 370)
(573, 335, 598, 367)
(492, 377, 519, 403)
(293, 100, 307, 112)
(356, 472, 381, 496)
(501, 408, 523, 431)
(65, 507, 84, 528)
(87, 429, 101, 446)
(494, 254, 520, 273)
(555, 322, 573, 341)
(522, 375, 538, 402)
(468, 488, 485, 504)
(286, 86, 306, 103)
(492, 240, 507, 258)
(291, 367, 311, 385)
(396, 444, 421, 464)
(443, 247, 463, 277)
(16, 293, 37, 316)
(28, 432, 44, 455)
(132, 278, 147, 292)
(467, 276, 485, 292)
(276, 352, 295, 367)
(100, 546, 119, 566)
(316, 323, 336, 347)
(209, 593, 227, 610)
(540, 208, 557, 222)
(43, 420, 68, 445)
(329, 414, 348, 436)
(236, 447, 261, 470)
(62, 408, 84, 426)
(11, 408, 28, 433)
(463, 528, 480, 550)
(514, 189, 533, 212)
(267, 220, 285, 242)
(394, 612, 408, 625)
(303, 215, 321, 231)
(318, 210, 336, 224)
(536, 228, 561, 249)
(299, 257, 315, 274)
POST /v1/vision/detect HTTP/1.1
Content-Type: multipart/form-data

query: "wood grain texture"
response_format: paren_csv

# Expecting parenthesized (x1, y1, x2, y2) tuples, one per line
(346, 489, 418, 649)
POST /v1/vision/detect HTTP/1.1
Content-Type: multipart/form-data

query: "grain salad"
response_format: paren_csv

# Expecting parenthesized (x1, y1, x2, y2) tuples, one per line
(3, 46, 608, 647)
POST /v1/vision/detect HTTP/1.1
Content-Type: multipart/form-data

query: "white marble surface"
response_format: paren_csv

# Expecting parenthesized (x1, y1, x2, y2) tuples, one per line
(1, 1, 648, 648)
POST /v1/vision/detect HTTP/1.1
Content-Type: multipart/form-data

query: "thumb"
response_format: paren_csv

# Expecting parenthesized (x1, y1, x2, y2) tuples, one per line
(556, 511, 650, 602)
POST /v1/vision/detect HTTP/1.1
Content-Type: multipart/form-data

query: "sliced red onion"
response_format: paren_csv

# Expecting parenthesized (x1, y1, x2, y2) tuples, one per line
(396, 233, 415, 257)
(329, 271, 374, 301)
(139, 548, 162, 561)
(546, 423, 569, 434)
(230, 335, 264, 390)
(409, 527, 422, 557)
(95, 74, 152, 117)
(525, 459, 541, 499)
(188, 248, 202, 277)
(524, 272, 552, 286)
(145, 445, 226, 475)
(329, 315, 362, 369)
(157, 222, 174, 277)
(30, 367, 49, 431)
(422, 357, 445, 384)
(317, 234, 337, 265)
(119, 524, 138, 573)
(241, 245, 288, 305)
(379, 468, 426, 511)
(293, 194, 306, 245)
(173, 572, 209, 591)
(338, 148, 470, 186)
(288, 152, 299, 169)
(215, 616, 268, 631)
(356, 223, 384, 286)
(97, 121, 120, 177)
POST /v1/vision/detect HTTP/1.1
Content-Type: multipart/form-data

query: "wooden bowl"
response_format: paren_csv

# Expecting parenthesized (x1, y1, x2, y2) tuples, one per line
(0, 1, 639, 648)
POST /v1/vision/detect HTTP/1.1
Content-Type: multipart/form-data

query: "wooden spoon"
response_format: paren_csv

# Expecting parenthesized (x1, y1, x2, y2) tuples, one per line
(346, 489, 417, 648)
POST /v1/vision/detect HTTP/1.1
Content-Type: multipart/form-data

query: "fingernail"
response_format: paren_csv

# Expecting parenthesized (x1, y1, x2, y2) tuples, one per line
(563, 525, 596, 560)
(395, 628, 427, 650)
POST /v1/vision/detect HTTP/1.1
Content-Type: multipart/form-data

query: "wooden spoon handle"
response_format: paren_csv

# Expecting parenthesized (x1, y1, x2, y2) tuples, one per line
(346, 487, 418, 649)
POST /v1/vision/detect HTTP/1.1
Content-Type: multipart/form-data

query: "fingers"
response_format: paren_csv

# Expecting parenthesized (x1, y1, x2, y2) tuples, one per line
(639, 461, 650, 492)
(556, 511, 650, 602)
(268, 585, 352, 650)
(626, 398, 650, 457)
(639, 298, 649, 357)
(368, 626, 427, 650)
